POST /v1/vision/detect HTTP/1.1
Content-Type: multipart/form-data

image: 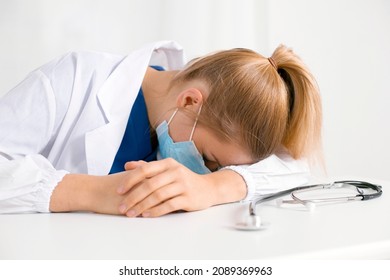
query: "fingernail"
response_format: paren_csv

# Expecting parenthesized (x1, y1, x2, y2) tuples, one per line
(126, 209, 136, 217)
(142, 212, 150, 218)
(119, 204, 127, 213)
(117, 186, 124, 194)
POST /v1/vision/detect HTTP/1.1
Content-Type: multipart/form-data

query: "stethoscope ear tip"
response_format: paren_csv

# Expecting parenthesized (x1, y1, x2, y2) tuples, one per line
(275, 198, 283, 207)
(304, 201, 316, 212)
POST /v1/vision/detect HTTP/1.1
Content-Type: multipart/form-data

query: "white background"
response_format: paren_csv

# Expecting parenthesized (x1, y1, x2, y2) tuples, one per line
(0, 0, 389, 181)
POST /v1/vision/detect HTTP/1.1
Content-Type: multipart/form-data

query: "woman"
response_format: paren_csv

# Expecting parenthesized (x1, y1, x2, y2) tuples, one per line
(0, 41, 321, 217)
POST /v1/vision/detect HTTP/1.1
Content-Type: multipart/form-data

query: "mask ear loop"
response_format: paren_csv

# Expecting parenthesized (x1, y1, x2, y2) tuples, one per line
(167, 108, 179, 125)
(189, 104, 203, 141)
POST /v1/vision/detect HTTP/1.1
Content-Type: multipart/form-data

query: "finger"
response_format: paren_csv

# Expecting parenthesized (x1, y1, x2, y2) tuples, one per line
(124, 160, 146, 171)
(117, 158, 177, 194)
(119, 167, 178, 214)
(141, 196, 186, 218)
(125, 183, 181, 217)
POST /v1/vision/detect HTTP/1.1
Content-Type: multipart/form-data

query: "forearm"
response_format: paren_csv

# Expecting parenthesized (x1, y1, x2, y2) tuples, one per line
(49, 173, 123, 214)
(50, 174, 98, 212)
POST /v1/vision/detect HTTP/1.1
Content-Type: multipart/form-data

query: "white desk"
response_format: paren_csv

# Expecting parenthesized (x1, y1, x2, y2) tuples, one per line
(1, 179, 389, 260)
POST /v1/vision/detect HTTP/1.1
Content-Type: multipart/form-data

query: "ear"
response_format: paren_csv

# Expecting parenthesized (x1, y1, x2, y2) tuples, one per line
(176, 88, 204, 112)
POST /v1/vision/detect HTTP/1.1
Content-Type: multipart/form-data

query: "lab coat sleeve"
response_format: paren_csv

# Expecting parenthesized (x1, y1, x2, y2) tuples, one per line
(222, 152, 311, 202)
(0, 69, 68, 214)
(0, 155, 68, 213)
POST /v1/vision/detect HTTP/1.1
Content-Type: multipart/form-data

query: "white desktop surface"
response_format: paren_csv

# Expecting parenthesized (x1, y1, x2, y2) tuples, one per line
(1, 179, 389, 260)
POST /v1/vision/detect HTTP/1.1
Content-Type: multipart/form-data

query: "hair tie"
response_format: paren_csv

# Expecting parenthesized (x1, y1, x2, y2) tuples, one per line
(268, 57, 277, 70)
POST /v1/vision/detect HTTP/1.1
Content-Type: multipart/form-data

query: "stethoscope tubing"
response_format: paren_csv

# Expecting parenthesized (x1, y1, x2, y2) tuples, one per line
(249, 184, 321, 215)
(249, 180, 382, 216)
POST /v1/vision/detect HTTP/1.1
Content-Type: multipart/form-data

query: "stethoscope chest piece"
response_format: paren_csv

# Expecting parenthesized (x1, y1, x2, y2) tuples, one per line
(235, 214, 269, 231)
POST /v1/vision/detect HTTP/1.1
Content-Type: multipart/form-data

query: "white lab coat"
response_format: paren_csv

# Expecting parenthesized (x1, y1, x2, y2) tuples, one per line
(0, 41, 310, 214)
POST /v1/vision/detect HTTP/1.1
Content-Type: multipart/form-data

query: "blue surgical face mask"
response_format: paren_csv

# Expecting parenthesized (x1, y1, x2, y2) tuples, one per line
(156, 107, 211, 174)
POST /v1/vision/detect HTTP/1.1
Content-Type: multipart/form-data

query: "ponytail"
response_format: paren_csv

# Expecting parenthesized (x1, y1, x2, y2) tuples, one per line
(270, 45, 323, 163)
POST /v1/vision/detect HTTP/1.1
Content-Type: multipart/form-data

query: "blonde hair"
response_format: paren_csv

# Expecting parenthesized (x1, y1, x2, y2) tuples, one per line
(172, 45, 322, 163)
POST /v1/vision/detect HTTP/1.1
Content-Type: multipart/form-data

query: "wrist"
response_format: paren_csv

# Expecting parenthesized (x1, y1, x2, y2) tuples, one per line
(205, 169, 247, 206)
(50, 174, 101, 212)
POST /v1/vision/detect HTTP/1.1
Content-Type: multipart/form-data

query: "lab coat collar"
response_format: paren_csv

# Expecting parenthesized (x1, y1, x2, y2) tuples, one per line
(85, 41, 185, 175)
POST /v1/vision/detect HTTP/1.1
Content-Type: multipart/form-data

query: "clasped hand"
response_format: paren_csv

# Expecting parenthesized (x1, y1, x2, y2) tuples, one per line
(115, 158, 213, 218)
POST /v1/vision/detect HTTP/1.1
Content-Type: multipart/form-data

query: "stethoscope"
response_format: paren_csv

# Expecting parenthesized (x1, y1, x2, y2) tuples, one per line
(235, 180, 383, 231)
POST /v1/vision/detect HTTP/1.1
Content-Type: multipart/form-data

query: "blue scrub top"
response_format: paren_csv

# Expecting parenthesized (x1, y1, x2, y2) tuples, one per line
(109, 66, 163, 174)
